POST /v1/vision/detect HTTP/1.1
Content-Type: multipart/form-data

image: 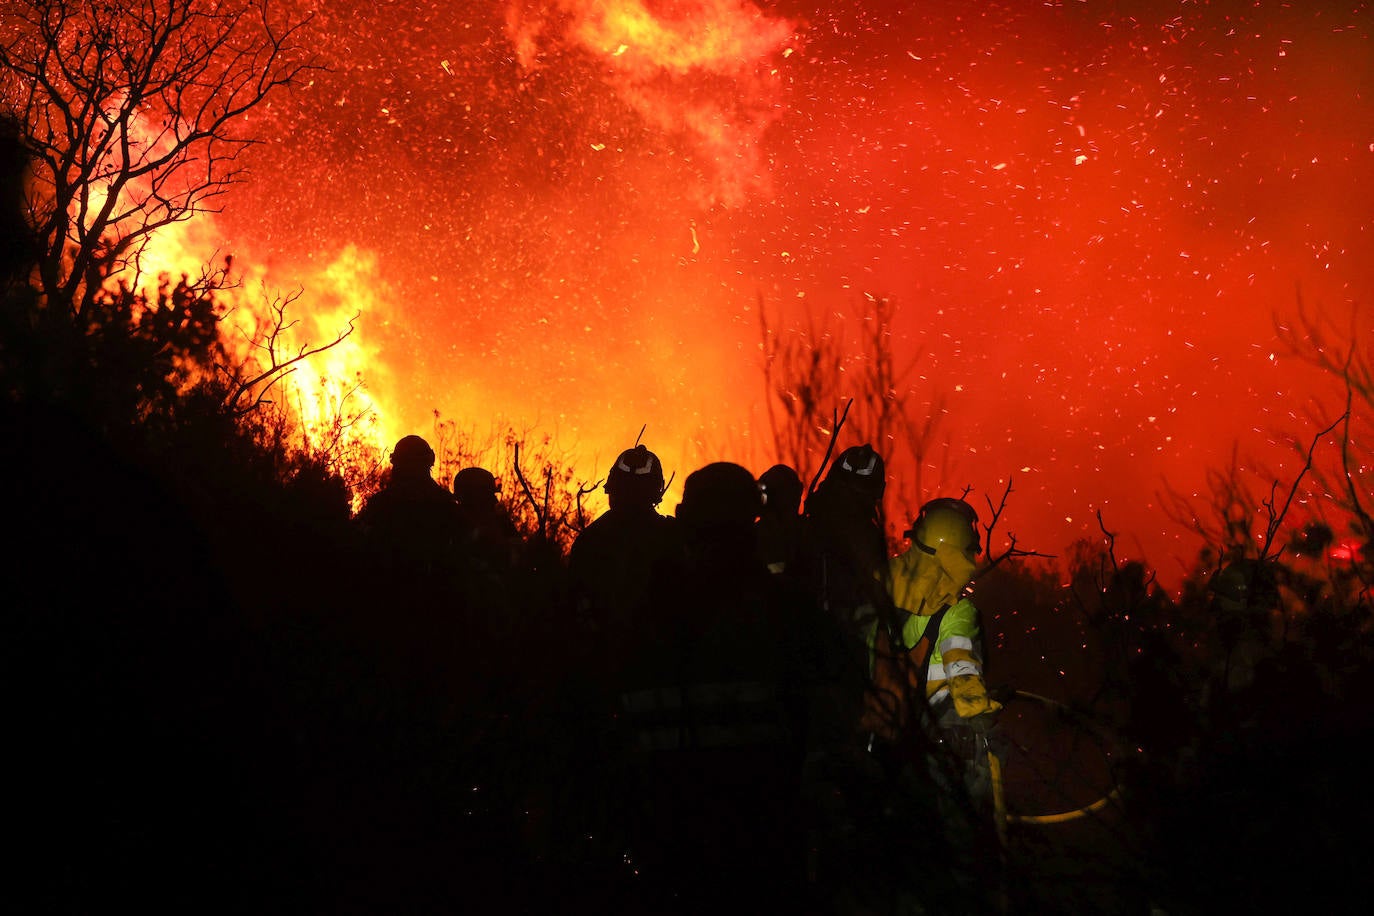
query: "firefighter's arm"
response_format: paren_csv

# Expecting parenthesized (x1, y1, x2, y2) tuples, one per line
(915, 600, 1002, 725)
(939, 612, 1002, 723)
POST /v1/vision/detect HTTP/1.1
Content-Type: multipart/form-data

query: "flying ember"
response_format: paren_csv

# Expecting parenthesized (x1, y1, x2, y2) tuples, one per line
(148, 0, 1373, 586)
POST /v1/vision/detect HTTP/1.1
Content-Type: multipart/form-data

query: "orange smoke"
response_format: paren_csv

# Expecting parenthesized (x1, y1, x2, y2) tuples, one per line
(505, 0, 795, 207)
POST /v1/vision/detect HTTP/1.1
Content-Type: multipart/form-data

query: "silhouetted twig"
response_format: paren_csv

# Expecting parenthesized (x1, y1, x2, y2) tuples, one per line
(807, 398, 852, 499)
(979, 475, 1055, 573)
(1259, 411, 1344, 562)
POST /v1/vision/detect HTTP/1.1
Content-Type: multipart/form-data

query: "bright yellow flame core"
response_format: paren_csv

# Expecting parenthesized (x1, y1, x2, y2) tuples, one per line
(133, 216, 399, 481)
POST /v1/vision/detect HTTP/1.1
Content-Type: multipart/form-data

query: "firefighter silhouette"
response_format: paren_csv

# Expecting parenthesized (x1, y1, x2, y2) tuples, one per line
(451, 466, 521, 574)
(355, 434, 464, 579)
(614, 461, 826, 909)
(756, 462, 805, 575)
(565, 443, 682, 662)
(793, 444, 892, 670)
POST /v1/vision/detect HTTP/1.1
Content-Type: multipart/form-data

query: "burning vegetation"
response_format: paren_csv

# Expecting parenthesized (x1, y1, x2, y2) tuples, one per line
(3, 1, 1371, 912)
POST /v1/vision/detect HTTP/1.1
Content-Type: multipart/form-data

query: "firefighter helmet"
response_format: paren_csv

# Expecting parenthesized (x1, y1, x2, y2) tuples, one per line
(679, 462, 762, 528)
(823, 444, 886, 501)
(390, 435, 435, 471)
(905, 497, 981, 557)
(452, 467, 499, 503)
(605, 444, 665, 506)
(758, 463, 803, 515)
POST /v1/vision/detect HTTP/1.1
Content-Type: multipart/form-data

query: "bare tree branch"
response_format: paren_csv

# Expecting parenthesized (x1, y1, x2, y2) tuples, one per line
(2, 0, 318, 317)
(220, 287, 356, 415)
(1275, 296, 1372, 540)
(806, 398, 852, 499)
(574, 480, 602, 532)
(1258, 410, 1346, 561)
(1336, 351, 1373, 546)
(512, 441, 547, 540)
(977, 475, 1055, 573)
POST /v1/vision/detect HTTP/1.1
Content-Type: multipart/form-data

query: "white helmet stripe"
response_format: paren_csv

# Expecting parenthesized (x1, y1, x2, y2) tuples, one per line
(841, 452, 878, 475)
(616, 459, 655, 475)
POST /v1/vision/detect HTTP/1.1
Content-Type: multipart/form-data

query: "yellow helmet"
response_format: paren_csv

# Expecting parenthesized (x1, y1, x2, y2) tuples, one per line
(905, 497, 981, 557)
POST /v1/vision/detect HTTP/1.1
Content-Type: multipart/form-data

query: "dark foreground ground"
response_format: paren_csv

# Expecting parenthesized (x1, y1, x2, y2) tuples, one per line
(7, 409, 1371, 914)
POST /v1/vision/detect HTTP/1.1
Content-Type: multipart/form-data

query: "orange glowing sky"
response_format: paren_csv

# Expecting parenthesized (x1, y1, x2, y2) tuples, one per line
(194, 0, 1369, 587)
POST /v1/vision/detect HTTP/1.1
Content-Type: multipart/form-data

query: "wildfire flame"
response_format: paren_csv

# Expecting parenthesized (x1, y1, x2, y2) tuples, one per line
(42, 0, 1368, 583)
(129, 212, 398, 479)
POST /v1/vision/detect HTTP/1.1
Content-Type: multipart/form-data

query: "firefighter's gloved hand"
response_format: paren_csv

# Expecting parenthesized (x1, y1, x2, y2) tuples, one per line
(949, 674, 1002, 721)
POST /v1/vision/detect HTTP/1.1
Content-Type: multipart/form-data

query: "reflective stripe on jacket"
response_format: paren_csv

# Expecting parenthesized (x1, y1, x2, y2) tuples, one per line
(902, 597, 986, 703)
(864, 597, 987, 704)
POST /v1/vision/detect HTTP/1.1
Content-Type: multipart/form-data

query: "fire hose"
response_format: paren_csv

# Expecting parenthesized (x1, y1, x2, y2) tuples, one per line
(986, 689, 1125, 834)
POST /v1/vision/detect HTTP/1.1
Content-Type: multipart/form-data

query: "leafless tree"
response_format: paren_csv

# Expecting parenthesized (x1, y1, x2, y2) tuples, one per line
(1276, 296, 1372, 556)
(757, 291, 845, 483)
(1158, 443, 1267, 564)
(1, 0, 316, 318)
(1159, 296, 1368, 593)
(2, 0, 362, 455)
(757, 290, 950, 525)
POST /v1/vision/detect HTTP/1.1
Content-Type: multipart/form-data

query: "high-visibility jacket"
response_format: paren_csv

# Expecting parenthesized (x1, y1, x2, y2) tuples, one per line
(895, 598, 987, 706)
(860, 597, 988, 741)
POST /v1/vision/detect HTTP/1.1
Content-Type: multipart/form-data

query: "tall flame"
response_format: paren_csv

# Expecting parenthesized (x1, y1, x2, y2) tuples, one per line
(130, 211, 399, 485)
